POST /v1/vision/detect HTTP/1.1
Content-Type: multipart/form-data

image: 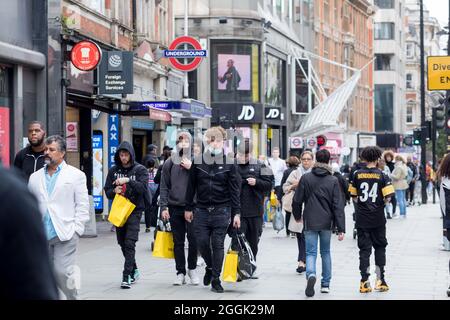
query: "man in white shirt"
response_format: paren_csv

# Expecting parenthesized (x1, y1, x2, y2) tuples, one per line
(28, 135, 90, 300)
(268, 147, 287, 201)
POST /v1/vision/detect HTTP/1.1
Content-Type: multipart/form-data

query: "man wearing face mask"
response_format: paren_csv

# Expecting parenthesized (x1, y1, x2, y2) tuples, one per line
(160, 131, 199, 286)
(184, 126, 241, 293)
(14, 121, 47, 181)
(28, 135, 90, 300)
(104, 141, 149, 289)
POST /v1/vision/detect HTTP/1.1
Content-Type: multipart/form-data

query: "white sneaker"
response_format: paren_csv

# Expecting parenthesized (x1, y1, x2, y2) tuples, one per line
(187, 269, 200, 285)
(173, 273, 186, 286)
(197, 256, 206, 267)
(320, 286, 330, 293)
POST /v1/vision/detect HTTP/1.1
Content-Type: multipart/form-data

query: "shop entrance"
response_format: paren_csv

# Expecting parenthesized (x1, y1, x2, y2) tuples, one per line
(132, 130, 152, 164)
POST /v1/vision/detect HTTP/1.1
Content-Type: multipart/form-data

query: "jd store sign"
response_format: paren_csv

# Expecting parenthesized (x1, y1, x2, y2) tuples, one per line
(98, 51, 133, 95)
(212, 103, 263, 124)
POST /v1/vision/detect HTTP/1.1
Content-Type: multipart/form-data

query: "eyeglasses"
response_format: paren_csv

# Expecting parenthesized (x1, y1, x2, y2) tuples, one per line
(301, 158, 312, 161)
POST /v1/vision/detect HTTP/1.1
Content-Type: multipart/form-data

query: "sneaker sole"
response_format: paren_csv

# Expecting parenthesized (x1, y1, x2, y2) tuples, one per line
(211, 288, 224, 293)
(374, 287, 389, 292)
(121, 284, 131, 289)
(305, 276, 316, 297)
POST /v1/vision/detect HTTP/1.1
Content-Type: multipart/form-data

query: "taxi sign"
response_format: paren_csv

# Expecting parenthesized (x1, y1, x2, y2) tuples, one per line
(427, 56, 450, 90)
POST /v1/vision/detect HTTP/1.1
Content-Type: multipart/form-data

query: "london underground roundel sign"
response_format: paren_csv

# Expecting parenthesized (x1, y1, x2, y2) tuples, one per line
(164, 36, 207, 72)
(71, 40, 102, 71)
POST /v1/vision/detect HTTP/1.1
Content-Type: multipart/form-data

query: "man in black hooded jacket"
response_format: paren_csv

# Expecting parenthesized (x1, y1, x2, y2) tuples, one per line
(104, 141, 149, 289)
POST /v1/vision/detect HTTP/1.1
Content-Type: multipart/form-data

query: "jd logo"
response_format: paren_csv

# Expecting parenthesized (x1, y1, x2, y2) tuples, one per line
(238, 105, 255, 121)
(265, 108, 280, 119)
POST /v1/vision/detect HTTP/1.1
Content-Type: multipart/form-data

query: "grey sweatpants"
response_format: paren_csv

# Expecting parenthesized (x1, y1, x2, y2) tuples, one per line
(48, 234, 80, 300)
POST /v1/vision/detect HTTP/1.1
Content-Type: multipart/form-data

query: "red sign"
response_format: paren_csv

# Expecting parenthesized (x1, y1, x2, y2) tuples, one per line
(71, 41, 102, 71)
(167, 36, 204, 72)
(0, 107, 10, 167)
(149, 108, 172, 122)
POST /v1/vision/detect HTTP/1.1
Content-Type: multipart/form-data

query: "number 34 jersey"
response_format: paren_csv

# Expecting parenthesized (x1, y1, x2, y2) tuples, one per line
(348, 167, 395, 228)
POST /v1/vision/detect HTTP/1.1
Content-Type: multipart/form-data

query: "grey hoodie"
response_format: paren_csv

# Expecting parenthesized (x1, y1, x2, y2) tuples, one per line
(159, 131, 193, 210)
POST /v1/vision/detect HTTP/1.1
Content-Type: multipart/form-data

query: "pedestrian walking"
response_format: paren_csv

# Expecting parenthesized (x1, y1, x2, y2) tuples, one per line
(292, 149, 345, 297)
(184, 126, 241, 293)
(280, 155, 300, 237)
(332, 162, 350, 207)
(104, 141, 149, 289)
(1, 167, 59, 299)
(348, 146, 394, 293)
(283, 151, 314, 273)
(268, 147, 287, 202)
(144, 158, 159, 233)
(391, 155, 409, 218)
(28, 135, 90, 300)
(142, 144, 159, 168)
(437, 153, 450, 297)
(234, 138, 273, 261)
(383, 151, 397, 215)
(13, 121, 46, 181)
(159, 131, 200, 286)
(378, 159, 393, 218)
(406, 156, 418, 206)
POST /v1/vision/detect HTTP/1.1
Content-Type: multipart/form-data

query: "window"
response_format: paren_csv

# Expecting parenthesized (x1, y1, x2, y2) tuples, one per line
(324, 0, 329, 23)
(273, 0, 283, 17)
(374, 0, 394, 9)
(375, 54, 394, 70)
(374, 23, 395, 40)
(265, 54, 286, 107)
(158, 0, 169, 45)
(211, 41, 260, 103)
(406, 74, 413, 89)
(406, 103, 414, 123)
(375, 85, 394, 131)
(406, 43, 414, 58)
(80, 0, 105, 14)
(118, 0, 131, 27)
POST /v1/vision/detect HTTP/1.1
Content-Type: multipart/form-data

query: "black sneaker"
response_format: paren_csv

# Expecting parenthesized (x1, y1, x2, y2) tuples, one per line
(211, 279, 224, 293)
(145, 228, 151, 233)
(305, 275, 316, 297)
(446, 285, 450, 297)
(130, 269, 140, 284)
(203, 268, 212, 286)
(296, 266, 306, 274)
(121, 275, 131, 289)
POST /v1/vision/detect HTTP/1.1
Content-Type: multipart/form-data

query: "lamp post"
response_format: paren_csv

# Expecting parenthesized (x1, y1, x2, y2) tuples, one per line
(419, 0, 427, 204)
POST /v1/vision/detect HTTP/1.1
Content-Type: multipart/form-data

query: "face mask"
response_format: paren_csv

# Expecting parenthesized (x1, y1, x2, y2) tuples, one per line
(207, 145, 222, 156)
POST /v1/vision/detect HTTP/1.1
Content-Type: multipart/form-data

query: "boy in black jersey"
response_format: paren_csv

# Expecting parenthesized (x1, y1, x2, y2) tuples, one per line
(348, 146, 394, 293)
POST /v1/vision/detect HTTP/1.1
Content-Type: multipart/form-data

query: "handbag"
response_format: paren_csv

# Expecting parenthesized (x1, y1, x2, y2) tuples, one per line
(152, 221, 175, 259)
(108, 194, 136, 227)
(222, 248, 239, 282)
(236, 233, 257, 280)
(288, 216, 303, 234)
(282, 191, 294, 213)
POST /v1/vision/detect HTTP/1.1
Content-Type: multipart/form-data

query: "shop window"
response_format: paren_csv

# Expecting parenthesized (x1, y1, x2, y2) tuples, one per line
(265, 54, 286, 107)
(80, 0, 106, 15)
(211, 41, 260, 103)
(375, 84, 394, 131)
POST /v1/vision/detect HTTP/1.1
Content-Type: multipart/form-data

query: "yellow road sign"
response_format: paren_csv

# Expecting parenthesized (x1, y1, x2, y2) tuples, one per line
(428, 56, 450, 90)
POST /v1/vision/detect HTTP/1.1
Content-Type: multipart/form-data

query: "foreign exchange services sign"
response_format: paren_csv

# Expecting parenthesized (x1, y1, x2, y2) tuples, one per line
(427, 56, 450, 90)
(98, 51, 133, 95)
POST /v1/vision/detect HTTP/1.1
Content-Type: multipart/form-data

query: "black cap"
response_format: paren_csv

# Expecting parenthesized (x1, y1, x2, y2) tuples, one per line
(163, 145, 173, 151)
(147, 144, 157, 151)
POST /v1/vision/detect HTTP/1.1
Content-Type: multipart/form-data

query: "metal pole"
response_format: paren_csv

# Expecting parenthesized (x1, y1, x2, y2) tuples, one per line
(420, 0, 427, 204)
(183, 0, 189, 98)
(432, 108, 437, 203)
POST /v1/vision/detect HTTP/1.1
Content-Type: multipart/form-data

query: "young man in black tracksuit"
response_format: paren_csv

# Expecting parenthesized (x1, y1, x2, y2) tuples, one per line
(104, 141, 149, 289)
(349, 146, 394, 294)
(160, 131, 199, 286)
(13, 121, 46, 182)
(234, 139, 273, 260)
(184, 126, 241, 293)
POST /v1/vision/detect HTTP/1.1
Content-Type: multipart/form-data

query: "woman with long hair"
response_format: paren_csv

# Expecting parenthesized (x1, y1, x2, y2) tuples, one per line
(437, 153, 450, 297)
(391, 155, 409, 218)
(281, 155, 300, 237)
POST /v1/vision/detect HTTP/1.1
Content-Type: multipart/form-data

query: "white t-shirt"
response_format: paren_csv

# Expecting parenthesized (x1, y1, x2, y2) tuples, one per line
(268, 157, 287, 187)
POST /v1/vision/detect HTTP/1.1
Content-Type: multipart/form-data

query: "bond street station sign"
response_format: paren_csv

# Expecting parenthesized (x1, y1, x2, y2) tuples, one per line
(98, 51, 133, 95)
(427, 56, 450, 90)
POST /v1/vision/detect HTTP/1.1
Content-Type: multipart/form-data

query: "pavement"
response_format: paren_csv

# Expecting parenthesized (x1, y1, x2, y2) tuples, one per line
(77, 202, 450, 300)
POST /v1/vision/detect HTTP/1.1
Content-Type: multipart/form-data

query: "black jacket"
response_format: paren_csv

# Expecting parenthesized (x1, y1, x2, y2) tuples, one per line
(104, 141, 149, 213)
(185, 152, 241, 215)
(334, 172, 350, 204)
(0, 168, 58, 299)
(237, 161, 273, 218)
(292, 163, 345, 233)
(13, 146, 46, 182)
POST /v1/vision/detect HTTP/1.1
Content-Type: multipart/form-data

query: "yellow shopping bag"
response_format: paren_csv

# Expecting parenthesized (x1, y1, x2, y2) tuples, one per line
(270, 191, 278, 207)
(108, 194, 136, 227)
(222, 250, 238, 282)
(152, 231, 175, 259)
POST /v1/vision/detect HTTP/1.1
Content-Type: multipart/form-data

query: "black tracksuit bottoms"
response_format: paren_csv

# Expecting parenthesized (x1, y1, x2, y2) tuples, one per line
(169, 205, 198, 275)
(116, 212, 142, 277)
(357, 225, 388, 281)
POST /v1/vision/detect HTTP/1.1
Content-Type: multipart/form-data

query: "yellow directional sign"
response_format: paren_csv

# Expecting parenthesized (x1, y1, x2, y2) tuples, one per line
(428, 56, 450, 90)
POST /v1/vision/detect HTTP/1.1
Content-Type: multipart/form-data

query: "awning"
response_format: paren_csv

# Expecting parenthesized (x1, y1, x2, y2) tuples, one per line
(290, 71, 361, 138)
(129, 100, 212, 119)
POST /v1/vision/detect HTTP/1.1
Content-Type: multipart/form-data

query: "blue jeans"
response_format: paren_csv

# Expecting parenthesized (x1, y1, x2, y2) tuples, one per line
(304, 230, 332, 287)
(395, 189, 406, 216)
